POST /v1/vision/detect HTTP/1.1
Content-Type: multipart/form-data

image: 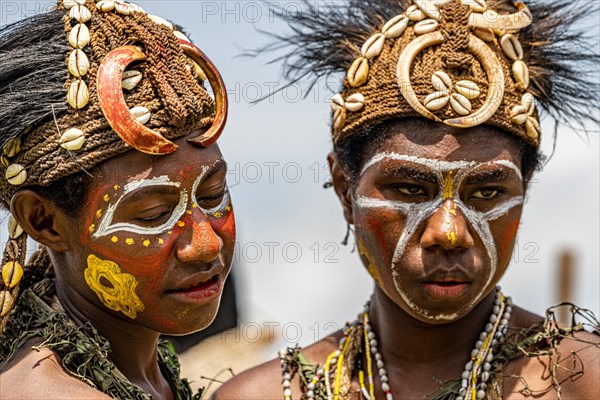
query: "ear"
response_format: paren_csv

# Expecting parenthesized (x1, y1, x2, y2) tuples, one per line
(9, 190, 71, 252)
(327, 152, 354, 224)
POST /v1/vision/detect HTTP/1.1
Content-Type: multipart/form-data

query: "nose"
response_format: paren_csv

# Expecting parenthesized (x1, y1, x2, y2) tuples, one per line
(175, 217, 223, 263)
(420, 199, 475, 251)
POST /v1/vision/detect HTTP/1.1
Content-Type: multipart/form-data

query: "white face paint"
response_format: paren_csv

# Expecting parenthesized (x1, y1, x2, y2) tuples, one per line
(356, 152, 524, 321)
(94, 162, 228, 239)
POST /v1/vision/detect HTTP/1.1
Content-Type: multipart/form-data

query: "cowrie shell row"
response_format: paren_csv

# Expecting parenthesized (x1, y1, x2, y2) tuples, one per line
(382, 14, 409, 38)
(361, 33, 385, 60)
(69, 5, 91, 22)
(63, 0, 86, 9)
(512, 60, 529, 91)
(67, 79, 90, 109)
(345, 93, 365, 112)
(331, 94, 345, 111)
(68, 49, 90, 78)
(2, 138, 21, 158)
(510, 105, 528, 125)
(414, 19, 439, 35)
(525, 117, 540, 139)
(60, 128, 86, 151)
(449, 93, 472, 115)
(96, 0, 115, 12)
(500, 34, 523, 61)
(8, 216, 24, 239)
(5, 164, 27, 186)
(130, 106, 151, 125)
(455, 80, 481, 100)
(424, 91, 450, 111)
(406, 5, 426, 21)
(347, 57, 369, 88)
(68, 23, 90, 49)
(333, 108, 346, 131)
(432, 71, 452, 92)
(122, 70, 143, 90)
(149, 14, 174, 30)
(2, 261, 23, 289)
(0, 291, 14, 318)
(521, 92, 535, 115)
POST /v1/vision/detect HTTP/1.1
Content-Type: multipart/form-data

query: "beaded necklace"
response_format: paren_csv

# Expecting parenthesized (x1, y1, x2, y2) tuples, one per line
(279, 288, 512, 400)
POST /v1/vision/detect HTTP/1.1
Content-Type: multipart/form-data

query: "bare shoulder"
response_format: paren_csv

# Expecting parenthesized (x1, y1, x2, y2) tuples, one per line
(212, 332, 342, 400)
(503, 306, 600, 399)
(0, 340, 111, 400)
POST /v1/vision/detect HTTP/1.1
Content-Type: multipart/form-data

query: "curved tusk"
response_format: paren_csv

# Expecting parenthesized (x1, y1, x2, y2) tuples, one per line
(468, 3, 532, 31)
(178, 39, 228, 147)
(443, 35, 505, 128)
(97, 45, 178, 155)
(396, 31, 445, 122)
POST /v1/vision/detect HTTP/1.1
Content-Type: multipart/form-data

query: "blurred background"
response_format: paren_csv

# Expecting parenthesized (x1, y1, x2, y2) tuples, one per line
(1, 0, 598, 395)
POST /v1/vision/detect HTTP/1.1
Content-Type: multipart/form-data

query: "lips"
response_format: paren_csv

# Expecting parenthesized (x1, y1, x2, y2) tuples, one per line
(420, 270, 473, 300)
(165, 262, 225, 303)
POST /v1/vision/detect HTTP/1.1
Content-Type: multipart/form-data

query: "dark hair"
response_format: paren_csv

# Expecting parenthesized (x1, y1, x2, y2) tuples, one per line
(30, 171, 94, 217)
(334, 119, 545, 185)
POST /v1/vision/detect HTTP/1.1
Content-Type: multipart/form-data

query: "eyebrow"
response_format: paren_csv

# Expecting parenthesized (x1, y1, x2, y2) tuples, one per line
(464, 169, 514, 185)
(381, 165, 437, 183)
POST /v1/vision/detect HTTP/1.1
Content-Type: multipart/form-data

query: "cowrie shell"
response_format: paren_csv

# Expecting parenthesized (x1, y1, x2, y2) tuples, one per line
(415, 0, 442, 20)
(69, 5, 92, 22)
(406, 5, 426, 21)
(331, 94, 345, 111)
(500, 34, 523, 61)
(121, 70, 143, 90)
(96, 0, 115, 12)
(462, 0, 487, 13)
(0, 291, 14, 318)
(382, 14, 409, 38)
(5, 164, 27, 186)
(115, 1, 144, 15)
(455, 80, 481, 100)
(0, 156, 9, 168)
(473, 28, 495, 42)
(510, 105, 528, 125)
(512, 60, 529, 91)
(333, 108, 346, 131)
(347, 57, 369, 88)
(432, 71, 452, 92)
(8, 215, 24, 239)
(189, 60, 207, 81)
(2, 138, 21, 158)
(424, 91, 450, 111)
(414, 19, 439, 35)
(67, 49, 90, 78)
(63, 0, 86, 10)
(450, 93, 472, 115)
(148, 14, 174, 30)
(2, 261, 23, 289)
(521, 93, 535, 115)
(525, 117, 540, 139)
(67, 79, 90, 109)
(130, 106, 151, 125)
(6, 240, 19, 260)
(345, 93, 365, 112)
(68, 23, 90, 49)
(60, 128, 85, 151)
(361, 33, 385, 60)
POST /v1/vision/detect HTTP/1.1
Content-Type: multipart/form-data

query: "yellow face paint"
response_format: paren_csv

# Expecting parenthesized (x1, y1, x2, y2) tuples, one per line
(84, 254, 145, 319)
(358, 239, 384, 287)
(111, 236, 118, 243)
(96, 209, 103, 218)
(142, 239, 150, 247)
(442, 171, 454, 201)
(125, 238, 134, 245)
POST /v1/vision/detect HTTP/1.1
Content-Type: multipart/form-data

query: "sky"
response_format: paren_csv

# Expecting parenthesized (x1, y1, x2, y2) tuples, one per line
(1, 0, 598, 349)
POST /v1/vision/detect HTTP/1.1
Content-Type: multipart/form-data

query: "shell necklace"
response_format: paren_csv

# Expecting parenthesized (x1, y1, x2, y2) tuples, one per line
(279, 288, 512, 400)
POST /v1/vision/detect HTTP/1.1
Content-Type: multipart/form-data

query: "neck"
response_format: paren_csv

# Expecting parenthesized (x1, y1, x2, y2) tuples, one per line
(369, 286, 496, 367)
(55, 281, 170, 397)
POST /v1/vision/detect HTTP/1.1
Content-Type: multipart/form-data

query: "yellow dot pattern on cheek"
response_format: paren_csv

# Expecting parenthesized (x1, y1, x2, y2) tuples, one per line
(84, 254, 145, 319)
(125, 238, 135, 245)
(143, 239, 150, 247)
(96, 209, 103, 218)
(158, 238, 164, 245)
(111, 236, 118, 243)
(177, 221, 185, 227)
(114, 184, 120, 190)
(103, 194, 110, 202)
(213, 212, 223, 218)
(88, 224, 95, 234)
(186, 210, 192, 215)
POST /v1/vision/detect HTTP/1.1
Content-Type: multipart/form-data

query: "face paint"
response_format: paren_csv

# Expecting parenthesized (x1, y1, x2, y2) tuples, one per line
(357, 152, 524, 321)
(84, 254, 145, 319)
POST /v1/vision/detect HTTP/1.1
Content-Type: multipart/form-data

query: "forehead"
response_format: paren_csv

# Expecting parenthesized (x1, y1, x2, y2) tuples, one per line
(90, 137, 223, 189)
(366, 118, 522, 166)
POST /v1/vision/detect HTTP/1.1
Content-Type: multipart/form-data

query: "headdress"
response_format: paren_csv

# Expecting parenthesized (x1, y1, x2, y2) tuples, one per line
(259, 0, 598, 147)
(0, 0, 228, 332)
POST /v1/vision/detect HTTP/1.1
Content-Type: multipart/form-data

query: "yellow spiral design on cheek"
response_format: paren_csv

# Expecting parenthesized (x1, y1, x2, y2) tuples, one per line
(84, 255, 145, 319)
